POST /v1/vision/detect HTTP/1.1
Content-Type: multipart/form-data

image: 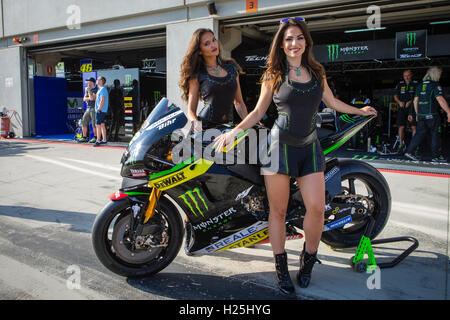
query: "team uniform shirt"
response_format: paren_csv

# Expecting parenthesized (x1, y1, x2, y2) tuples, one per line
(414, 80, 443, 118)
(395, 80, 418, 116)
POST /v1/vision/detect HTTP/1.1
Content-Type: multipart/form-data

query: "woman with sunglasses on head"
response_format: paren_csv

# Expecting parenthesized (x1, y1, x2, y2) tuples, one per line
(179, 28, 249, 132)
(213, 17, 377, 295)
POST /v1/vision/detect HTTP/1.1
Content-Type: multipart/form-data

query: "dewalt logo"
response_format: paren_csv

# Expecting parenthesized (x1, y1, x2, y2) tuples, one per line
(406, 32, 416, 47)
(179, 187, 209, 217)
(327, 44, 339, 62)
(153, 172, 186, 189)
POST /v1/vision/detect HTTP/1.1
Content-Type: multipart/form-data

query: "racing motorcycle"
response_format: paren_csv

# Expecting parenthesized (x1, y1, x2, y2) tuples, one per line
(92, 98, 391, 277)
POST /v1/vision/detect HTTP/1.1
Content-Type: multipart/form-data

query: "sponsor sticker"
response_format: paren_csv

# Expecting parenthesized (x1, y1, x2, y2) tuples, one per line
(153, 172, 186, 189)
(130, 169, 147, 177)
(194, 221, 268, 254)
(192, 207, 237, 231)
(323, 215, 352, 232)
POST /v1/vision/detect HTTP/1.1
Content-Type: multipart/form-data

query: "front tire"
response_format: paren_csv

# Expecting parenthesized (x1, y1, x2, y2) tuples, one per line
(92, 197, 183, 277)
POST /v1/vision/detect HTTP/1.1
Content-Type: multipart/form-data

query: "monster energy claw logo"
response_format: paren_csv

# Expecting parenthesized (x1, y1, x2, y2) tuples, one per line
(328, 44, 339, 62)
(406, 32, 416, 47)
(179, 187, 209, 217)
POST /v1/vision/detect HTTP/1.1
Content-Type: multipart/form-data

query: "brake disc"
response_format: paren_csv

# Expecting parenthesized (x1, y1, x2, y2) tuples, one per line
(327, 194, 374, 222)
(111, 217, 165, 264)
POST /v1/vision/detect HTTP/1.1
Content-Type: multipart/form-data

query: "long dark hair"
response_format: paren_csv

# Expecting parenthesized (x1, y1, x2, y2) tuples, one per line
(179, 28, 241, 102)
(262, 18, 325, 92)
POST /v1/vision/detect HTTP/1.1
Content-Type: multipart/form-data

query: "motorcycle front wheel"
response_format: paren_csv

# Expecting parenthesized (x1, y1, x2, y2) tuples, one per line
(92, 197, 183, 277)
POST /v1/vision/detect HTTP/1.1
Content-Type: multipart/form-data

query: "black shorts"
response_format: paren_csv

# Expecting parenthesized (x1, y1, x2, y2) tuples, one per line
(396, 107, 417, 127)
(261, 133, 325, 178)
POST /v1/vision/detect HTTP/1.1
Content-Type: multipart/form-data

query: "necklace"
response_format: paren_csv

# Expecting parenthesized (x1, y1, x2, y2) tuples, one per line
(287, 62, 302, 76)
(206, 64, 220, 75)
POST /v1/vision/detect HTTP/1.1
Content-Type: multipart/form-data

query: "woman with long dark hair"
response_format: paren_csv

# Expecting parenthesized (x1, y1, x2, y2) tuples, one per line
(213, 18, 377, 295)
(179, 28, 249, 132)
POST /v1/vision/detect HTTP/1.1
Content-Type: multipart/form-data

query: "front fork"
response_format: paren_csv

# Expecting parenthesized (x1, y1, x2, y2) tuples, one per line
(119, 188, 162, 243)
(143, 188, 162, 223)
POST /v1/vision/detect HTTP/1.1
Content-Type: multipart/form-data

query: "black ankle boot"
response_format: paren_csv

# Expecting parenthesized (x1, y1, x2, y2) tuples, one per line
(297, 244, 322, 288)
(274, 252, 295, 295)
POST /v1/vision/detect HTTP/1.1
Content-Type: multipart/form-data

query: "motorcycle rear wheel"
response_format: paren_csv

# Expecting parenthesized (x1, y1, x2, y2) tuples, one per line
(92, 197, 183, 277)
(321, 171, 390, 248)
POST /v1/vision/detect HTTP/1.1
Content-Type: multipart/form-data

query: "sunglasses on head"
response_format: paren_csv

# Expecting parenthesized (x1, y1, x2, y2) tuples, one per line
(280, 17, 306, 24)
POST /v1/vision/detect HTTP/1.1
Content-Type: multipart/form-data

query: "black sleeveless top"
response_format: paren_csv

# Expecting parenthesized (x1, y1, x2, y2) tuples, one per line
(197, 62, 239, 125)
(273, 70, 323, 137)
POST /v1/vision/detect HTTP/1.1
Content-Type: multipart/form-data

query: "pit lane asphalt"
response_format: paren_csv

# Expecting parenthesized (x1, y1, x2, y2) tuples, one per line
(0, 139, 449, 300)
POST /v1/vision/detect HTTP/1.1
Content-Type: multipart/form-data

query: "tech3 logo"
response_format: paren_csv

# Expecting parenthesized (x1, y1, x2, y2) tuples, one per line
(179, 187, 209, 217)
(327, 44, 339, 62)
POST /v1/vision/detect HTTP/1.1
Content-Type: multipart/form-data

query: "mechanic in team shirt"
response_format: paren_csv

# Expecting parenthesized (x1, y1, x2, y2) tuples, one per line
(394, 69, 418, 152)
(404, 66, 450, 162)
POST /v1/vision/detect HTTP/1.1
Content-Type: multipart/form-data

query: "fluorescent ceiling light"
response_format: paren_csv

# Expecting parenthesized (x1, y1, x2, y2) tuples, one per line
(344, 27, 386, 33)
(429, 20, 450, 25)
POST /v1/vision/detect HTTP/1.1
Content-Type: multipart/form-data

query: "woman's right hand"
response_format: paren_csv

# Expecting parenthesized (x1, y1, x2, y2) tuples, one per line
(191, 120, 202, 133)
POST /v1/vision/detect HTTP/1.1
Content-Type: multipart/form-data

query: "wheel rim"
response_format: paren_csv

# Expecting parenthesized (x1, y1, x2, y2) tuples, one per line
(328, 174, 382, 236)
(103, 206, 172, 267)
(111, 215, 165, 264)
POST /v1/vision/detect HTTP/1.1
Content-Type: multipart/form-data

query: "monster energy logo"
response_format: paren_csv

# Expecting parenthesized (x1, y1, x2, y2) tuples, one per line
(339, 114, 356, 123)
(328, 44, 339, 62)
(406, 32, 416, 47)
(179, 187, 209, 217)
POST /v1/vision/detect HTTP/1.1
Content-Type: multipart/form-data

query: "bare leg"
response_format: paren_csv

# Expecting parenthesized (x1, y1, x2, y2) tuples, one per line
(296, 172, 325, 254)
(92, 123, 97, 138)
(263, 173, 290, 255)
(100, 124, 107, 142)
(264, 172, 295, 294)
(96, 124, 102, 141)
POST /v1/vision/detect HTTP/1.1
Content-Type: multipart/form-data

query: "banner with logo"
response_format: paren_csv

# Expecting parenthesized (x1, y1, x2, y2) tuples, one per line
(395, 30, 427, 60)
(234, 48, 268, 68)
(314, 39, 394, 63)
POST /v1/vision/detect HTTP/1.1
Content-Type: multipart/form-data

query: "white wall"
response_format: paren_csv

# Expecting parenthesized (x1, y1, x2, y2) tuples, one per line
(0, 0, 4, 38)
(0, 46, 27, 137)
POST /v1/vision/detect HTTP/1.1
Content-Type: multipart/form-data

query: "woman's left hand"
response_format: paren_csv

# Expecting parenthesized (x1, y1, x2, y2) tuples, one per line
(359, 106, 377, 117)
(213, 130, 238, 153)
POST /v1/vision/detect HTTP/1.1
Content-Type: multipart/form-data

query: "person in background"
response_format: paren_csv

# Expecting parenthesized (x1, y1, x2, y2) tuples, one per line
(108, 79, 123, 141)
(78, 77, 98, 143)
(93, 76, 109, 147)
(394, 69, 418, 153)
(405, 66, 450, 162)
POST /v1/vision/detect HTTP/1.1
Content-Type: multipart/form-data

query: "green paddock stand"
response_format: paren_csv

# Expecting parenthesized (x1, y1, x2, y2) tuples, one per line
(350, 216, 419, 273)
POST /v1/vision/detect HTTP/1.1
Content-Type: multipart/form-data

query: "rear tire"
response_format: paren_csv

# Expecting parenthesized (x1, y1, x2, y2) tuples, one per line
(321, 171, 390, 248)
(92, 197, 183, 277)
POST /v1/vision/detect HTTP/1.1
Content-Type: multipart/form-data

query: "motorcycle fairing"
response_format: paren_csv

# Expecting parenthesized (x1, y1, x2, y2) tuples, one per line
(321, 115, 374, 155)
(192, 221, 269, 255)
(121, 98, 187, 179)
(163, 168, 265, 253)
(148, 158, 214, 191)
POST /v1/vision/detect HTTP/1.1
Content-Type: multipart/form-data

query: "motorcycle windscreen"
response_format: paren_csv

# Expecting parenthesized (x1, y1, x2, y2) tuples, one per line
(124, 98, 188, 165)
